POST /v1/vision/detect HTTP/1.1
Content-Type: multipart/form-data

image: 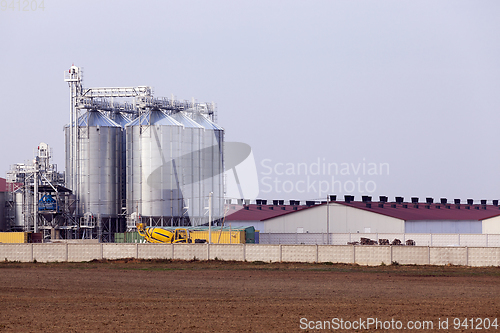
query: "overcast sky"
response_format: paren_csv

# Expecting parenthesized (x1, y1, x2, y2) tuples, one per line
(1, 1, 499, 203)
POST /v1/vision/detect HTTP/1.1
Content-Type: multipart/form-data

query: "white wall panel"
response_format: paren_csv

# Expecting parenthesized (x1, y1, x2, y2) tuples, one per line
(33, 244, 66, 262)
(0, 244, 32, 262)
(392, 246, 429, 265)
(103, 244, 136, 260)
(281, 245, 316, 262)
(173, 244, 207, 260)
(209, 244, 244, 261)
(68, 244, 101, 262)
(355, 246, 391, 266)
(468, 247, 500, 267)
(430, 247, 467, 265)
(245, 245, 280, 262)
(138, 244, 172, 260)
(317, 245, 353, 263)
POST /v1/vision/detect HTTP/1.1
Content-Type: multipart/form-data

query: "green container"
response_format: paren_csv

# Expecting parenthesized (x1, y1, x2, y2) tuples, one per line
(114, 233, 125, 243)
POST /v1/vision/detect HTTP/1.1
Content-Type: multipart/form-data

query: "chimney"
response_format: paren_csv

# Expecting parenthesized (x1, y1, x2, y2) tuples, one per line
(440, 198, 447, 204)
(344, 195, 354, 203)
(379, 196, 388, 203)
(256, 199, 262, 205)
(467, 199, 474, 205)
(481, 199, 487, 205)
(395, 197, 404, 204)
(411, 197, 419, 204)
(329, 195, 337, 201)
(273, 200, 279, 206)
(278, 200, 284, 205)
(426, 197, 433, 204)
(262, 200, 267, 205)
(362, 196, 372, 202)
(454, 199, 460, 205)
(493, 200, 499, 206)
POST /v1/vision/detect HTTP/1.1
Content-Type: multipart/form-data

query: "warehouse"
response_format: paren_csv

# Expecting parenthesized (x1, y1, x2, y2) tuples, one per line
(227, 196, 500, 235)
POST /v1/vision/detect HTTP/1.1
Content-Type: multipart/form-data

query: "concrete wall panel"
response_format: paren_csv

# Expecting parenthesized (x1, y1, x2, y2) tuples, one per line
(103, 244, 136, 260)
(138, 244, 172, 260)
(317, 245, 353, 263)
(173, 244, 207, 260)
(33, 244, 66, 262)
(0, 244, 32, 262)
(468, 247, 500, 267)
(392, 246, 429, 265)
(430, 247, 467, 265)
(355, 246, 391, 266)
(245, 245, 280, 262)
(209, 244, 244, 261)
(281, 245, 316, 263)
(68, 244, 102, 262)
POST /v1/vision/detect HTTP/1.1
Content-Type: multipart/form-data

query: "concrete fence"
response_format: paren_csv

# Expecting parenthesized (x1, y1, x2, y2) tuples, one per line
(1, 243, 500, 266)
(259, 233, 500, 247)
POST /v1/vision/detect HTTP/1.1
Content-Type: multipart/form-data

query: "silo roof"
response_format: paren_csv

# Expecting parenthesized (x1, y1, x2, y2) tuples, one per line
(78, 110, 121, 127)
(171, 112, 204, 128)
(126, 110, 182, 127)
(111, 112, 132, 127)
(193, 113, 223, 130)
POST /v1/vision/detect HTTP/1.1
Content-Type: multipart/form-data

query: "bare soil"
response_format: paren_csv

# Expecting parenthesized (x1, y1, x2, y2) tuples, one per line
(0, 259, 500, 332)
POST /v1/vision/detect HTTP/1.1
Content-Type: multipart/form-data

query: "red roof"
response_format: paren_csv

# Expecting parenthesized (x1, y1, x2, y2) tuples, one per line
(335, 201, 500, 221)
(225, 204, 309, 221)
(0, 178, 6, 192)
(256, 200, 500, 222)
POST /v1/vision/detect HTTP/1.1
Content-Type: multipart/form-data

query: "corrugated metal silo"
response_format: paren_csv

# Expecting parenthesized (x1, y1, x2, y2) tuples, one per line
(110, 112, 132, 211)
(126, 110, 185, 222)
(170, 111, 204, 222)
(193, 112, 224, 221)
(65, 110, 122, 217)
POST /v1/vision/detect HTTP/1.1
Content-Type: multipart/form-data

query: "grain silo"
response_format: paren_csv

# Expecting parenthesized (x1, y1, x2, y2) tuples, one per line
(64, 110, 123, 218)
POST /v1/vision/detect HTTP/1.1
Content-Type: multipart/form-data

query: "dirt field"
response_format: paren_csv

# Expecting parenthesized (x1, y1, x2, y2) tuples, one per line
(1, 260, 500, 332)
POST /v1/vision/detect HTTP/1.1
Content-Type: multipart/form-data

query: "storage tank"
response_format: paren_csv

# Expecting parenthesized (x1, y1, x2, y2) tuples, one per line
(170, 111, 204, 221)
(192, 112, 224, 221)
(110, 112, 132, 211)
(65, 110, 122, 217)
(126, 110, 185, 222)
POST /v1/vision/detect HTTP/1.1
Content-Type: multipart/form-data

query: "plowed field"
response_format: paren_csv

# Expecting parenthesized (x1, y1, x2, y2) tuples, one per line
(1, 260, 500, 332)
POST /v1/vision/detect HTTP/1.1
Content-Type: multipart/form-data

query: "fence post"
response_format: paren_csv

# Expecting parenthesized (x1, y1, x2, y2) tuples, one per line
(30, 243, 34, 262)
(100, 243, 104, 260)
(428, 246, 431, 265)
(171, 244, 174, 259)
(136, 243, 139, 259)
(243, 244, 246, 262)
(66, 243, 69, 262)
(466, 247, 469, 266)
(207, 243, 210, 260)
(279, 244, 282, 262)
(316, 244, 319, 263)
(390, 245, 393, 264)
(353, 245, 356, 264)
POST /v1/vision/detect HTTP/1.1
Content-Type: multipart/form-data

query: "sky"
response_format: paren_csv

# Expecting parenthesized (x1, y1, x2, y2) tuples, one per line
(1, 0, 500, 203)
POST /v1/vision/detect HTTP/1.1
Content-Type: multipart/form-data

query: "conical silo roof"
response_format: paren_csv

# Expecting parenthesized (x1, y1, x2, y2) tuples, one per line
(193, 112, 223, 130)
(111, 112, 132, 127)
(171, 112, 204, 128)
(78, 110, 121, 127)
(126, 110, 182, 127)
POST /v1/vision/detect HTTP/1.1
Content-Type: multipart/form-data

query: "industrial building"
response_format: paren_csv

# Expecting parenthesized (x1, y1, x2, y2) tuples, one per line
(2, 66, 224, 241)
(225, 196, 500, 235)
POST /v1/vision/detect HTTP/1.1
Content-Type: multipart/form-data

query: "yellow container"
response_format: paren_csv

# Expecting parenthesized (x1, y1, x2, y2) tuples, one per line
(0, 232, 29, 243)
(191, 230, 245, 244)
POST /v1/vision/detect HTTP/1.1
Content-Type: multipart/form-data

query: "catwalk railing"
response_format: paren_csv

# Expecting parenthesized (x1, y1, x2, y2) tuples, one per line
(1, 243, 500, 266)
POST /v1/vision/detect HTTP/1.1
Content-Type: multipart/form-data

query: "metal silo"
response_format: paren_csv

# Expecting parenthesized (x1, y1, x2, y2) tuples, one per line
(126, 110, 185, 225)
(110, 112, 132, 211)
(193, 112, 224, 222)
(65, 110, 122, 217)
(170, 111, 204, 223)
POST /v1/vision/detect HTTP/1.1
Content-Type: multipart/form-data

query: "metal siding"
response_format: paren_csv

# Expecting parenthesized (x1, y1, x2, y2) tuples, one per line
(405, 220, 482, 233)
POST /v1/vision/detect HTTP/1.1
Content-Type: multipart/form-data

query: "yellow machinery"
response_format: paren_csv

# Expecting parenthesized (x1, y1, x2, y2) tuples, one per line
(136, 223, 206, 244)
